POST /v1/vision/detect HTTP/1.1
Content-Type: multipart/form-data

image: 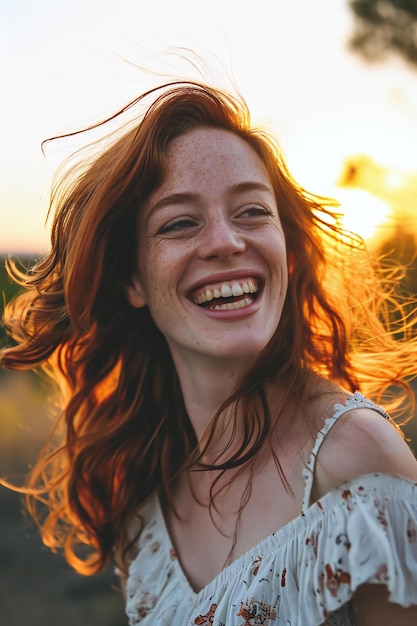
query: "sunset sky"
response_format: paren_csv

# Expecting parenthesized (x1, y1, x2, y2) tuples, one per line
(2, 0, 417, 253)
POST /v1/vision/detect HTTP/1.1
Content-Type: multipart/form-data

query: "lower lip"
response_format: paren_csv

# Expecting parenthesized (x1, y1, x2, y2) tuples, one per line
(193, 291, 262, 320)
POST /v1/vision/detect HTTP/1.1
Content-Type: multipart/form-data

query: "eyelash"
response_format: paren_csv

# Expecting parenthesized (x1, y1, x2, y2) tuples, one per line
(158, 218, 197, 234)
(240, 205, 272, 217)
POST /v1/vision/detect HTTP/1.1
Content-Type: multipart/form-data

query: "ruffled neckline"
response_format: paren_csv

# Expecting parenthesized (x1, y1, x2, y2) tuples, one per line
(155, 473, 417, 599)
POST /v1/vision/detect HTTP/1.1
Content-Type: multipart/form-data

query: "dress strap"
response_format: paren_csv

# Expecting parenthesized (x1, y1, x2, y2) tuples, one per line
(301, 391, 391, 513)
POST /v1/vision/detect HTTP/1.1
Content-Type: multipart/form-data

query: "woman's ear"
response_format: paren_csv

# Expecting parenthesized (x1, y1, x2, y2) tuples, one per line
(126, 275, 147, 309)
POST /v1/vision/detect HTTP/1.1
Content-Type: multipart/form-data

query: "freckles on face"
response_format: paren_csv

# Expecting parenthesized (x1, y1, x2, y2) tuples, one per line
(128, 127, 288, 366)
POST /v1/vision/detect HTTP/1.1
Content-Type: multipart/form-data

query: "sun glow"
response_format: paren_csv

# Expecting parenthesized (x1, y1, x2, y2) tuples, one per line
(334, 154, 417, 243)
(335, 188, 392, 242)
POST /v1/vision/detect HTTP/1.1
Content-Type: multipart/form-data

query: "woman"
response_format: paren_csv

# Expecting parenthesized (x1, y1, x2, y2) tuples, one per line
(2, 80, 417, 625)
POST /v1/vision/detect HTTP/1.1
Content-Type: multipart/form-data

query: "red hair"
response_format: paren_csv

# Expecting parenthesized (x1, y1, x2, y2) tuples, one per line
(1, 81, 416, 574)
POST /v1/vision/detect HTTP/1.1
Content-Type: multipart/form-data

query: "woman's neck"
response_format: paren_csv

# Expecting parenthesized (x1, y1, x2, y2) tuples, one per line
(172, 352, 252, 447)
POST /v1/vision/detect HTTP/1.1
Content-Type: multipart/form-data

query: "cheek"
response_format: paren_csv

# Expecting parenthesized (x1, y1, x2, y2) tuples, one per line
(138, 238, 166, 285)
(139, 249, 178, 311)
(140, 237, 193, 287)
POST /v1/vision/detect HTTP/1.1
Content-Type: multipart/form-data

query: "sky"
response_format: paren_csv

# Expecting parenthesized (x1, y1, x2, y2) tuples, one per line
(2, 0, 417, 253)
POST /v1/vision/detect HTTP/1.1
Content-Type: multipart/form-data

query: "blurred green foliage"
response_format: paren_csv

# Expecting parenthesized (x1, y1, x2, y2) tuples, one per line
(349, 0, 417, 66)
(0, 254, 38, 351)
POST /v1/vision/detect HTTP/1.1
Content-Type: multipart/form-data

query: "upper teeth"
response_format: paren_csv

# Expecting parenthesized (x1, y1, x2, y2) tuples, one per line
(194, 279, 258, 305)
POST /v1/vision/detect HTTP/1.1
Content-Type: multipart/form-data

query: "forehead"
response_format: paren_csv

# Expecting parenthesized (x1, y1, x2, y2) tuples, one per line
(161, 127, 271, 187)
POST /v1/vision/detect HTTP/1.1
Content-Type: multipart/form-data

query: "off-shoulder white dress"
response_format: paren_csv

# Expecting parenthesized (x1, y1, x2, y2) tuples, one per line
(123, 393, 417, 625)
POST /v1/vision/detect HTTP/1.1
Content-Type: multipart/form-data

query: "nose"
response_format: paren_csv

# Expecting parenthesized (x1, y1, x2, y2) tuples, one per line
(198, 214, 245, 259)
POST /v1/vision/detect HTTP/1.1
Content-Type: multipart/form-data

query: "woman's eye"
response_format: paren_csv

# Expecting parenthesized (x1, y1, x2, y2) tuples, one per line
(240, 205, 272, 218)
(158, 218, 197, 234)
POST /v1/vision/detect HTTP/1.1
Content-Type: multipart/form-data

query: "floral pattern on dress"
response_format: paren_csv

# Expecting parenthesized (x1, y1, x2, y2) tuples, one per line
(130, 591, 157, 623)
(237, 598, 277, 625)
(194, 603, 217, 625)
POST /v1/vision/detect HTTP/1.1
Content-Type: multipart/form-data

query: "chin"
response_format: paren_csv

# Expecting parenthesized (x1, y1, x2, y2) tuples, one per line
(208, 337, 273, 362)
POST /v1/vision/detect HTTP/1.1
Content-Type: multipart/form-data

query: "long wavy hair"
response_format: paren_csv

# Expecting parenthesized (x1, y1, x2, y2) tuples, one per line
(1, 81, 416, 575)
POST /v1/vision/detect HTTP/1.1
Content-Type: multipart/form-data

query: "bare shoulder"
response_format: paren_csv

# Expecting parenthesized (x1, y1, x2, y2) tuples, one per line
(313, 405, 417, 499)
(353, 583, 417, 625)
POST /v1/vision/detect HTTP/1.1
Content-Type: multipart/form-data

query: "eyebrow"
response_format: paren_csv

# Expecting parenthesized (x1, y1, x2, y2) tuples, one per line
(229, 181, 273, 195)
(147, 181, 274, 218)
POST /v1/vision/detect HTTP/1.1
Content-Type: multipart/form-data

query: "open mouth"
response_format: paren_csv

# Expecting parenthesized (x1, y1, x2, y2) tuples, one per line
(191, 278, 261, 311)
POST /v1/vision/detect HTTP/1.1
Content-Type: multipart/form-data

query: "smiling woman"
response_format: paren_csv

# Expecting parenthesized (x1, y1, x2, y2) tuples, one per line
(126, 127, 287, 375)
(1, 80, 417, 626)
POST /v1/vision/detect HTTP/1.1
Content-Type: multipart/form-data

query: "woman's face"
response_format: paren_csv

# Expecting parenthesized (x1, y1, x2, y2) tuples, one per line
(127, 127, 288, 374)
